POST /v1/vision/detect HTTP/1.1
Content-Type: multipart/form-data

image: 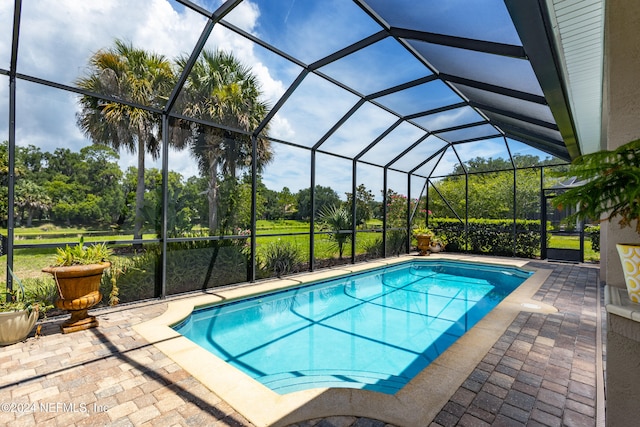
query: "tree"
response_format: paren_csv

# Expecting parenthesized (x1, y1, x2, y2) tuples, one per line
(15, 180, 51, 227)
(296, 186, 341, 220)
(277, 187, 297, 219)
(345, 183, 375, 227)
(76, 39, 175, 239)
(39, 146, 124, 226)
(1, 142, 45, 226)
(262, 186, 298, 220)
(216, 174, 266, 232)
(140, 169, 195, 236)
(173, 49, 272, 233)
(182, 175, 209, 227)
(17, 145, 45, 179)
(79, 145, 125, 224)
(261, 186, 280, 220)
(430, 156, 551, 220)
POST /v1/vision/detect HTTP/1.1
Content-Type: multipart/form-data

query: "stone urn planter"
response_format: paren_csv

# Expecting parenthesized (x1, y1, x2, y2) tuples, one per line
(0, 309, 38, 346)
(415, 234, 432, 256)
(42, 262, 109, 334)
(413, 226, 434, 256)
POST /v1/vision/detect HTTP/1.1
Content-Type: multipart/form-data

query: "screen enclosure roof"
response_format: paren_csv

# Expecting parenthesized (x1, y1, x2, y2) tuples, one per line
(3, 0, 604, 179)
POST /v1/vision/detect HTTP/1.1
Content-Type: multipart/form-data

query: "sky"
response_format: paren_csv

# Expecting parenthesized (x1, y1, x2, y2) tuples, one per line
(0, 0, 557, 200)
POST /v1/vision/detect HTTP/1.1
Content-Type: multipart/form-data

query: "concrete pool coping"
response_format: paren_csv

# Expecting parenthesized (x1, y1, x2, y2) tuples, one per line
(134, 254, 556, 427)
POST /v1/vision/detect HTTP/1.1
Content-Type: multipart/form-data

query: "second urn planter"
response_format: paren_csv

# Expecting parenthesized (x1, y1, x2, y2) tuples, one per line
(0, 309, 39, 345)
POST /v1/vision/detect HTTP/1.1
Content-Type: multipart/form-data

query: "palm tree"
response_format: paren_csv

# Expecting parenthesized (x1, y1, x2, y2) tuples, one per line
(76, 40, 175, 240)
(15, 180, 52, 227)
(319, 204, 352, 259)
(173, 49, 272, 233)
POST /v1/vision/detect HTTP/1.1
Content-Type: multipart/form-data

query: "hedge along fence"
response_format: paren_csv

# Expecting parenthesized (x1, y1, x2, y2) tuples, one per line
(429, 218, 546, 258)
(102, 220, 548, 304)
(585, 224, 600, 252)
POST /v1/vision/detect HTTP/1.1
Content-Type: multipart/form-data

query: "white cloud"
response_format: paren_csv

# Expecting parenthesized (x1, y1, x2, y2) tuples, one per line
(268, 115, 295, 141)
(2, 0, 299, 184)
(1, 0, 433, 198)
(269, 73, 359, 145)
(0, 2, 12, 69)
(15, 0, 204, 85)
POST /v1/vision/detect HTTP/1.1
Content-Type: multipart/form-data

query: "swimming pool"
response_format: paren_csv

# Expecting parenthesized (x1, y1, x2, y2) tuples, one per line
(173, 259, 532, 395)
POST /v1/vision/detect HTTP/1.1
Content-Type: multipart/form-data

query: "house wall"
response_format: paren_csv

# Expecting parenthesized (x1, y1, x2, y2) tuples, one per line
(602, 0, 640, 289)
(602, 1, 640, 425)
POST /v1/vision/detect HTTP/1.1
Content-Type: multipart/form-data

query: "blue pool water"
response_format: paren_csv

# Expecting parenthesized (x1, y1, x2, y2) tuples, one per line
(174, 260, 531, 395)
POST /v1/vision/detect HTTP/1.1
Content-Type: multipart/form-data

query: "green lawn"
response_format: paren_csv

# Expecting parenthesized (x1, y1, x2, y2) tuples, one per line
(1, 221, 383, 284)
(548, 234, 600, 262)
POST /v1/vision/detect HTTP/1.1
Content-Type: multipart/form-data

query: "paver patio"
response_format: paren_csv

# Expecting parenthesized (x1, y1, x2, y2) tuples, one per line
(0, 259, 603, 426)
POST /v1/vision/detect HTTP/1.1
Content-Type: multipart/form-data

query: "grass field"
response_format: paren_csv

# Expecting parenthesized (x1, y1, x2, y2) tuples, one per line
(0, 221, 384, 283)
(548, 234, 600, 262)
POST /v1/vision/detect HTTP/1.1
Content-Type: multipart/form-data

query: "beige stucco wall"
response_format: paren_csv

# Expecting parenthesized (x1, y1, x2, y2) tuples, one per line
(603, 2, 640, 426)
(602, 0, 640, 288)
(607, 314, 640, 426)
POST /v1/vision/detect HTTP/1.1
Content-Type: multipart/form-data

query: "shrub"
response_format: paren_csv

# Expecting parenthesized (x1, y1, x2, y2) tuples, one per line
(24, 277, 57, 314)
(386, 229, 408, 257)
(258, 240, 303, 278)
(361, 236, 383, 259)
(585, 224, 600, 252)
(109, 233, 253, 303)
(430, 218, 544, 258)
(104, 250, 158, 303)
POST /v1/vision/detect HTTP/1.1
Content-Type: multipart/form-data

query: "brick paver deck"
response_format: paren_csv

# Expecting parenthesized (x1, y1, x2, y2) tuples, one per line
(0, 260, 603, 426)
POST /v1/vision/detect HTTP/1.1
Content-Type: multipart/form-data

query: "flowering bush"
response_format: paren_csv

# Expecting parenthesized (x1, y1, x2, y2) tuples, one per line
(385, 190, 417, 228)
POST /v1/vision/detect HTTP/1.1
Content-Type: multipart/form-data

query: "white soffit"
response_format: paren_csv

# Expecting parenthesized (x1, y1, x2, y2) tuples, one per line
(546, 0, 604, 156)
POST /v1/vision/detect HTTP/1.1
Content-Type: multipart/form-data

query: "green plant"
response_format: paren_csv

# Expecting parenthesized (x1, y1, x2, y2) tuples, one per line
(318, 205, 351, 259)
(361, 236, 383, 258)
(386, 229, 408, 257)
(585, 224, 601, 252)
(47, 238, 117, 308)
(412, 226, 434, 237)
(1, 269, 54, 315)
(552, 138, 640, 233)
(51, 238, 112, 266)
(432, 233, 448, 246)
(0, 288, 33, 313)
(259, 240, 302, 277)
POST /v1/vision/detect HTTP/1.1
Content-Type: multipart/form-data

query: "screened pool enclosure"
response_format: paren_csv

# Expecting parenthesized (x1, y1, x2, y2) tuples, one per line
(1, 0, 603, 301)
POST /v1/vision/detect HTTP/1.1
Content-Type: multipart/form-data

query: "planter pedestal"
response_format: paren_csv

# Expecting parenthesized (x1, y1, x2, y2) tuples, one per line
(55, 290, 102, 333)
(42, 263, 109, 334)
